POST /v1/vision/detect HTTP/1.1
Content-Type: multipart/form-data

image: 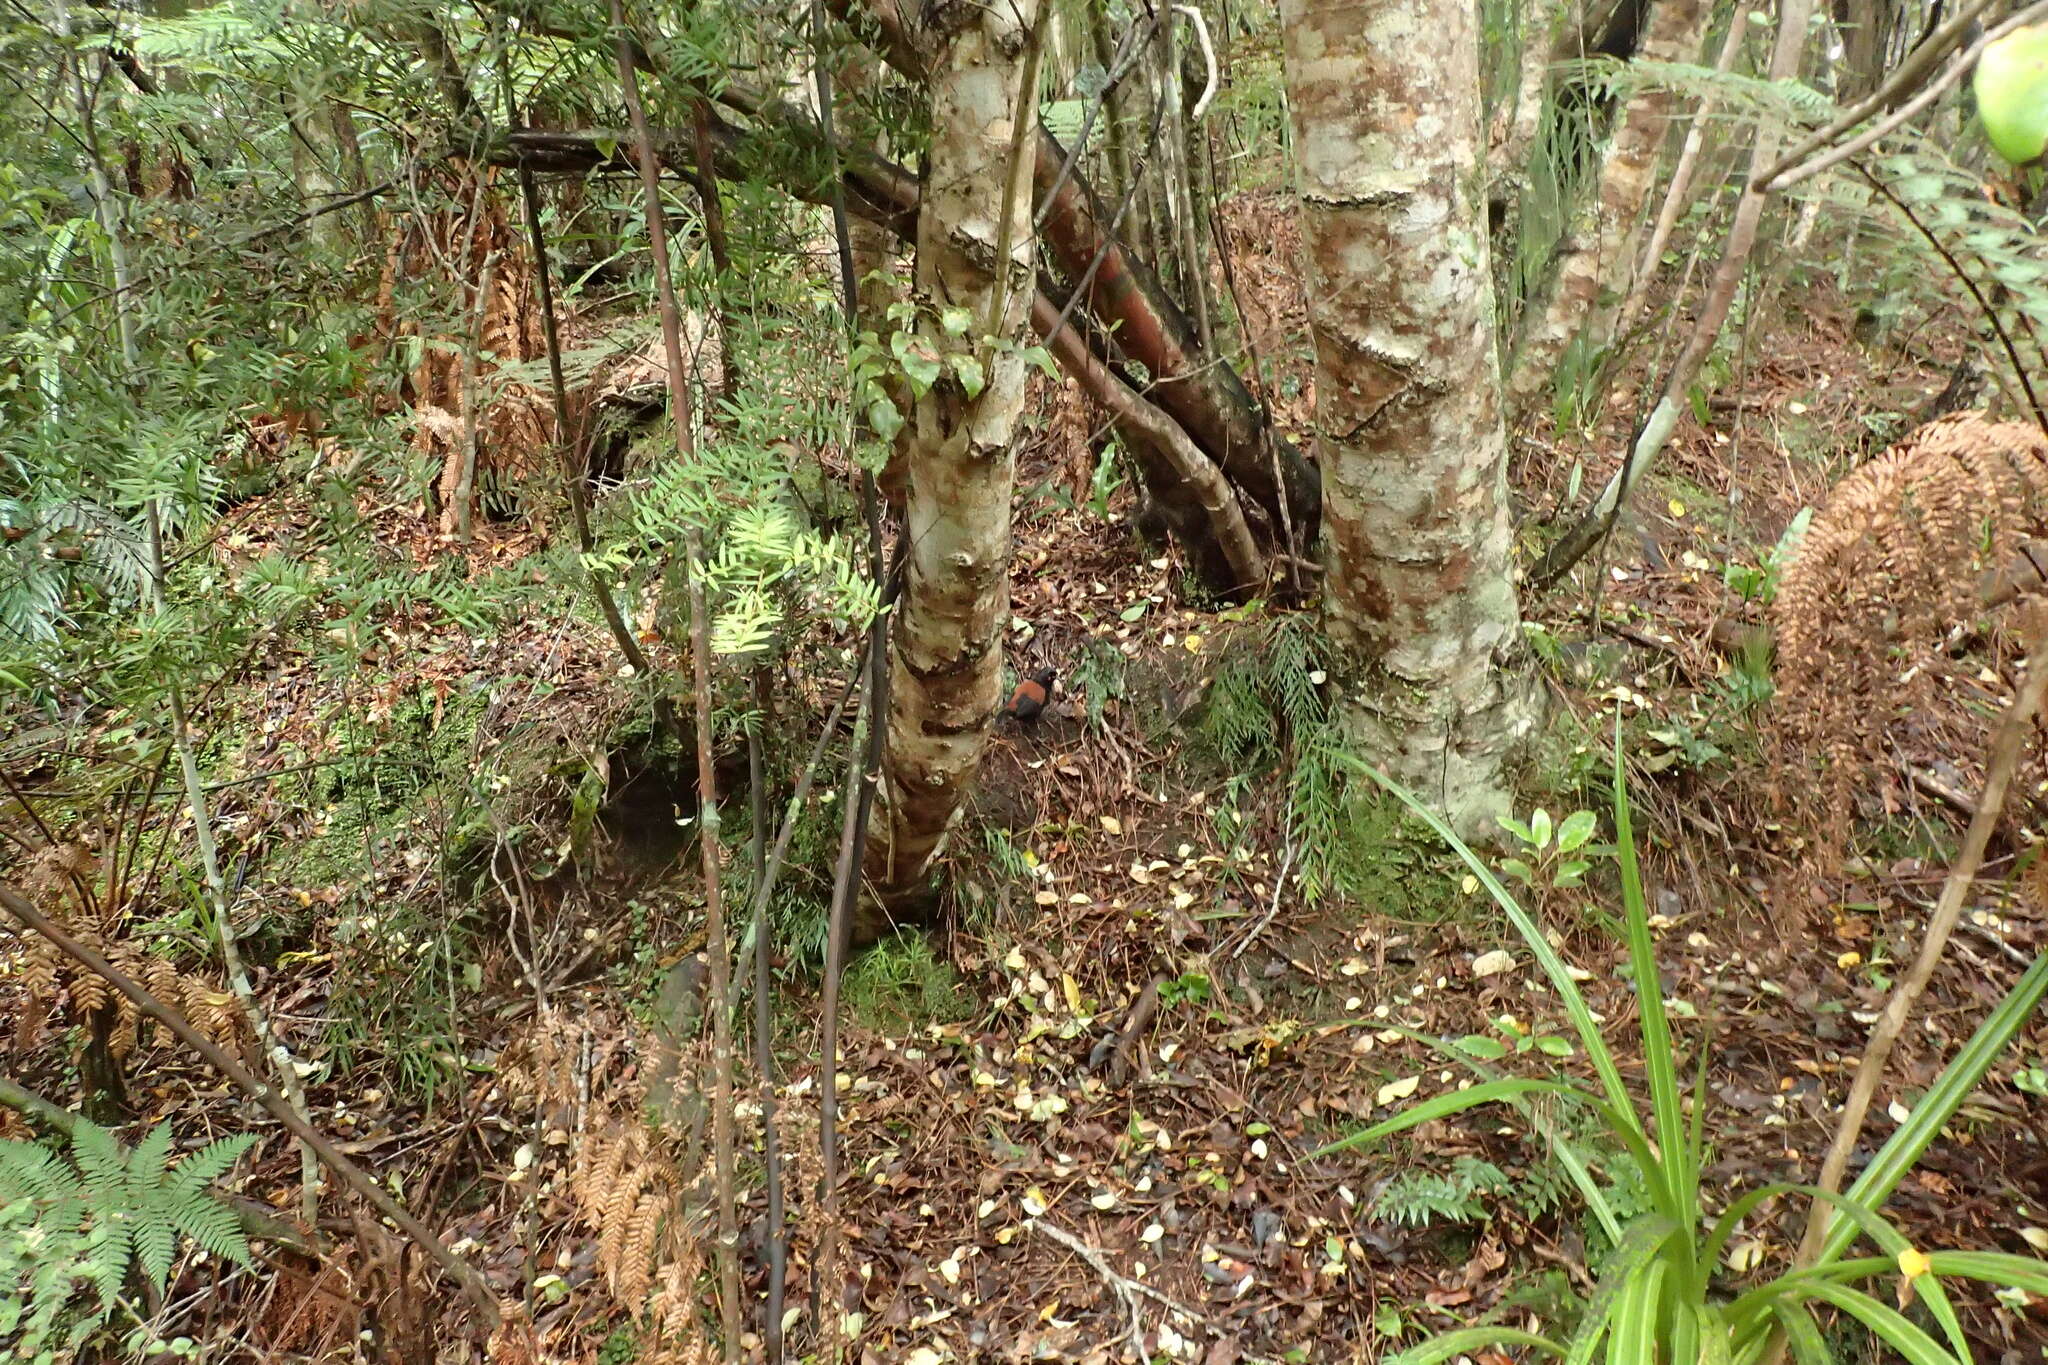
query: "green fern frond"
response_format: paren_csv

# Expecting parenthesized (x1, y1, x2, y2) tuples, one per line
(71, 1120, 125, 1198)
(0, 1116, 257, 1349)
(1562, 56, 1833, 123)
(0, 1139, 74, 1202)
(168, 1132, 259, 1197)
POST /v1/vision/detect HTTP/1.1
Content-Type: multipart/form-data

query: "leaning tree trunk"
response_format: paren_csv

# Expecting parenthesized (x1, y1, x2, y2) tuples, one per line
(1506, 0, 1709, 417)
(866, 0, 1041, 907)
(1282, 0, 1533, 834)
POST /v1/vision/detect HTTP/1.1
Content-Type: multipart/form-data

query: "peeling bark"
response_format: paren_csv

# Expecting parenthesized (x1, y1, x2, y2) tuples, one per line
(1506, 0, 1707, 415)
(1282, 0, 1534, 834)
(865, 0, 1040, 904)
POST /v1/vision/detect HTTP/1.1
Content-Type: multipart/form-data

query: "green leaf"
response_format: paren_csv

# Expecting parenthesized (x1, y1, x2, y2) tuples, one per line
(1772, 1302, 1835, 1365)
(1794, 1282, 1962, 1365)
(1452, 1034, 1508, 1061)
(1565, 1215, 1676, 1364)
(1020, 343, 1060, 379)
(890, 332, 942, 394)
(1118, 601, 1149, 622)
(1529, 808, 1553, 850)
(866, 397, 903, 444)
(1388, 1327, 1566, 1364)
(1557, 809, 1598, 852)
(1611, 725, 1693, 1222)
(1310, 1077, 1590, 1156)
(948, 352, 986, 399)
(940, 306, 974, 337)
(1827, 953, 2048, 1264)
(1352, 760, 1643, 1140)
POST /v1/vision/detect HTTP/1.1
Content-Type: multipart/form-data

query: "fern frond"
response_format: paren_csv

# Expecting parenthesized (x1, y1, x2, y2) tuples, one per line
(0, 1139, 74, 1201)
(70, 1120, 125, 1197)
(127, 1123, 175, 1187)
(168, 1132, 259, 1196)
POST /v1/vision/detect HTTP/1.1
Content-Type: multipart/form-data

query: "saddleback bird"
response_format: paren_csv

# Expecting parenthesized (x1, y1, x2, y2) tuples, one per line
(1002, 667, 1057, 725)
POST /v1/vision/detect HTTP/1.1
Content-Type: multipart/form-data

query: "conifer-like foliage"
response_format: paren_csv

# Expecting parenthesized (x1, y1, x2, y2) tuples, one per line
(0, 1120, 256, 1361)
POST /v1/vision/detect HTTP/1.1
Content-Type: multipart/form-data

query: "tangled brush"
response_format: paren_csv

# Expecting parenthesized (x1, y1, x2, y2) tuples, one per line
(1772, 411, 2048, 858)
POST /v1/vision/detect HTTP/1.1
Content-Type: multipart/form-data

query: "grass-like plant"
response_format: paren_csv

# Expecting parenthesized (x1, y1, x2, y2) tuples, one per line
(1320, 746, 2048, 1363)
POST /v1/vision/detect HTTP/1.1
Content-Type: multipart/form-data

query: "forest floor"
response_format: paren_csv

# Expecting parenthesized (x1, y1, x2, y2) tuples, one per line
(4, 197, 2047, 1365)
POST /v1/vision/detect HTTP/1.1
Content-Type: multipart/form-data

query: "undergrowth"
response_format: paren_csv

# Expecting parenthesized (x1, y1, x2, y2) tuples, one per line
(1195, 616, 1459, 910)
(842, 934, 971, 1033)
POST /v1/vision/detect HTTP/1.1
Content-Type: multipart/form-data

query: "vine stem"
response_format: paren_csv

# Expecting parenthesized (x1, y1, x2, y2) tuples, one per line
(612, 2, 742, 1358)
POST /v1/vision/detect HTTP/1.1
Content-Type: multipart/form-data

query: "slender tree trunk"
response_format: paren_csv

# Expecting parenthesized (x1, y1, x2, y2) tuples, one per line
(1506, 0, 1709, 416)
(1615, 11, 1747, 340)
(1089, 0, 1137, 237)
(1532, 0, 1816, 588)
(1493, 0, 1571, 174)
(866, 0, 1042, 903)
(285, 84, 349, 253)
(613, 7, 740, 1355)
(1282, 0, 1533, 834)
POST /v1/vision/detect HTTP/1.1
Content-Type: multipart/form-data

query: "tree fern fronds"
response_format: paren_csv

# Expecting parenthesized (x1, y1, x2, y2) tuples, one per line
(1773, 412, 2048, 860)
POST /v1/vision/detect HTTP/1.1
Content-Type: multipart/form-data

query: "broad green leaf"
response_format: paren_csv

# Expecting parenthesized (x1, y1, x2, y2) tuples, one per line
(1557, 809, 1598, 852)
(1794, 1281, 1961, 1365)
(1310, 1077, 1587, 1156)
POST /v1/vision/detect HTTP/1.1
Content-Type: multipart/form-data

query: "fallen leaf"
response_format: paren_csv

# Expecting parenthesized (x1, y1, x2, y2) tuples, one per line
(1376, 1075, 1420, 1106)
(1472, 949, 1515, 978)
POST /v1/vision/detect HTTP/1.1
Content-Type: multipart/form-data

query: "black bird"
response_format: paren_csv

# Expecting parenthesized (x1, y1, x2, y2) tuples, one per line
(1002, 667, 1057, 724)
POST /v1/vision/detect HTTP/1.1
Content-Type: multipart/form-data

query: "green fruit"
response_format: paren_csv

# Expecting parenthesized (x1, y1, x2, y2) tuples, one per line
(1975, 22, 2048, 165)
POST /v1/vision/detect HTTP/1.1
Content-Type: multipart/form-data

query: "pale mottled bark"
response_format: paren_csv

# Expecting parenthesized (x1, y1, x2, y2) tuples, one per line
(1507, 0, 1709, 415)
(868, 0, 1040, 901)
(1492, 0, 1572, 175)
(1283, 0, 1532, 835)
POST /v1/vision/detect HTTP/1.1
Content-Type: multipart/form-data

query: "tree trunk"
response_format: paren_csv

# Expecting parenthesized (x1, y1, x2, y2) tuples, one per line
(1506, 0, 1708, 417)
(1492, 0, 1571, 177)
(866, 0, 1041, 904)
(285, 83, 349, 253)
(1530, 0, 1817, 588)
(1282, 0, 1533, 834)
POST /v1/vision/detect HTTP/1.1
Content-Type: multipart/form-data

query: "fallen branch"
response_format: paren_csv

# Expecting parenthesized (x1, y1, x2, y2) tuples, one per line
(1032, 294, 1265, 595)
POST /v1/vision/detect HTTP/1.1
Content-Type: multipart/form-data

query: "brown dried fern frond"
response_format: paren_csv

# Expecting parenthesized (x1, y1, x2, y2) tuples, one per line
(1773, 411, 2048, 855)
(18, 926, 242, 1061)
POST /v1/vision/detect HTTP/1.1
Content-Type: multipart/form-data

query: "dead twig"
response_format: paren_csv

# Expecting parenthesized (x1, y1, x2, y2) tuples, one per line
(1030, 1218, 1204, 1357)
